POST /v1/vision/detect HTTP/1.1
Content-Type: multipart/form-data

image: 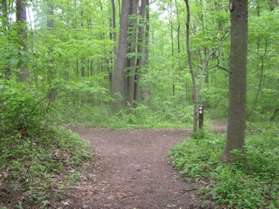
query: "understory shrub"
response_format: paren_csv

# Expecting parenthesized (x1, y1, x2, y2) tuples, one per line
(171, 129, 279, 209)
(0, 80, 91, 209)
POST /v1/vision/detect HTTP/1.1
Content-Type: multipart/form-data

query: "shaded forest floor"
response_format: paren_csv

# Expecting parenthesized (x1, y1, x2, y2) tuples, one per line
(54, 127, 224, 209)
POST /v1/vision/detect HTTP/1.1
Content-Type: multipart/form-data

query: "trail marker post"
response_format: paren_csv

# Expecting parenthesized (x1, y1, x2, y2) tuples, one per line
(198, 105, 204, 130)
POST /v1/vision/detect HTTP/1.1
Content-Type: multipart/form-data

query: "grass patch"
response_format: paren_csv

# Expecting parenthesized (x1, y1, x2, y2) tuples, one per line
(171, 128, 279, 209)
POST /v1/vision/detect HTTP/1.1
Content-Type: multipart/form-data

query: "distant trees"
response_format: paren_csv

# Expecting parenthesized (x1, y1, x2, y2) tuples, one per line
(0, 0, 277, 127)
(223, 0, 248, 162)
(112, 0, 149, 108)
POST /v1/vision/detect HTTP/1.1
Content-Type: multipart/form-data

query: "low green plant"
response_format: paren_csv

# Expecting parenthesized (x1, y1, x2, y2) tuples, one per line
(171, 128, 279, 209)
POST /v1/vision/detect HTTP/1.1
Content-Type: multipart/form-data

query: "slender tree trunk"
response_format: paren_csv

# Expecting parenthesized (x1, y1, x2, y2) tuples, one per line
(117, 0, 121, 21)
(223, 0, 248, 162)
(175, 0, 181, 54)
(46, 1, 57, 102)
(141, 0, 150, 102)
(16, 0, 29, 81)
(111, 0, 116, 34)
(109, 0, 117, 91)
(47, 0, 54, 79)
(143, 0, 149, 65)
(250, 39, 268, 118)
(111, 0, 117, 68)
(184, 0, 198, 134)
(1, 0, 11, 79)
(1, 0, 8, 30)
(170, 17, 175, 97)
(248, 1, 265, 118)
(173, 0, 181, 97)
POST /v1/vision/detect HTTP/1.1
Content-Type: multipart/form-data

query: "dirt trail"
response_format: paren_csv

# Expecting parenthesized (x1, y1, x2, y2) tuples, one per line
(59, 128, 213, 209)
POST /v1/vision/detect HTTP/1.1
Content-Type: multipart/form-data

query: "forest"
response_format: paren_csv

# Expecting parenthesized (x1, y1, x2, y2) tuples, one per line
(0, 0, 278, 208)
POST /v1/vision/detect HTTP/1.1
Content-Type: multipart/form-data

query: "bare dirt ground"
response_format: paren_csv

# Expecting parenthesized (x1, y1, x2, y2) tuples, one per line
(57, 128, 215, 209)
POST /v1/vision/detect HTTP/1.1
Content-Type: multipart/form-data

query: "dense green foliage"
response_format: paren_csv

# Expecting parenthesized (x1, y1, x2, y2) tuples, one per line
(1, 1, 278, 125)
(0, 81, 90, 208)
(171, 125, 279, 209)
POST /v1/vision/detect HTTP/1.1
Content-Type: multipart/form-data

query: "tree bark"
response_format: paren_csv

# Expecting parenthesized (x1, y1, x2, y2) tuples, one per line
(46, 1, 56, 102)
(170, 15, 175, 97)
(112, 0, 130, 108)
(112, 0, 149, 108)
(184, 0, 198, 134)
(135, 0, 149, 102)
(174, 0, 181, 54)
(139, 0, 150, 102)
(111, 0, 117, 66)
(109, 0, 117, 91)
(126, 0, 139, 106)
(16, 0, 29, 82)
(223, 0, 248, 162)
(1, 0, 8, 30)
(1, 0, 11, 79)
(111, 0, 116, 33)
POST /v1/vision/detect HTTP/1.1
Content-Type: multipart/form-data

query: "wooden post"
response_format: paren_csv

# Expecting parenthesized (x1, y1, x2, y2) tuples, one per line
(198, 104, 204, 129)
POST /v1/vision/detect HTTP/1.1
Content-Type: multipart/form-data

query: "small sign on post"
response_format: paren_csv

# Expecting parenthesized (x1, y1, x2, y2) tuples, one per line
(198, 104, 204, 129)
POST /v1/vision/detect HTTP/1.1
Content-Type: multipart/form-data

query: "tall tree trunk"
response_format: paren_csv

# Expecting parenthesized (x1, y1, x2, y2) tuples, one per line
(46, 1, 56, 102)
(109, 0, 117, 91)
(126, 0, 139, 106)
(112, 0, 149, 108)
(110, 0, 117, 67)
(170, 16, 175, 97)
(1, 0, 11, 79)
(184, 0, 198, 134)
(142, 0, 149, 65)
(174, 0, 181, 54)
(140, 0, 150, 102)
(16, 0, 29, 81)
(223, 0, 248, 162)
(135, 0, 149, 102)
(47, 0, 54, 76)
(112, 0, 130, 108)
(111, 0, 116, 37)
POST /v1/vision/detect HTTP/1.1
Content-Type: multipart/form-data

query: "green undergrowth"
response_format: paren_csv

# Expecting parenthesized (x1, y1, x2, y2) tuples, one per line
(56, 103, 194, 129)
(0, 81, 91, 209)
(53, 79, 197, 129)
(171, 125, 279, 209)
(0, 128, 90, 209)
